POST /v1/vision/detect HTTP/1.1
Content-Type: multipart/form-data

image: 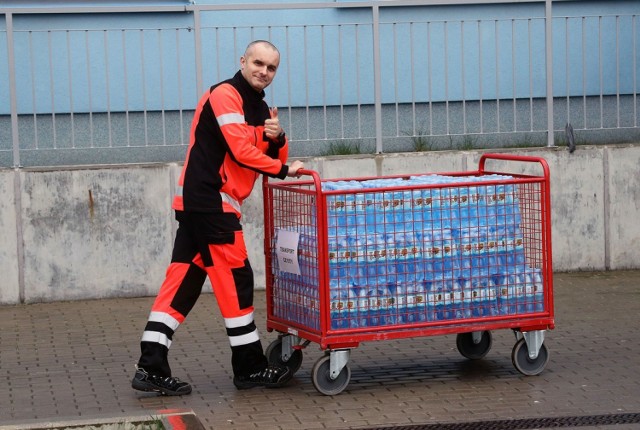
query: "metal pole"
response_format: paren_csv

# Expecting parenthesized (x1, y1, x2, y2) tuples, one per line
(545, 0, 555, 147)
(6, 13, 21, 167)
(5, 13, 26, 302)
(372, 5, 383, 154)
(193, 8, 204, 98)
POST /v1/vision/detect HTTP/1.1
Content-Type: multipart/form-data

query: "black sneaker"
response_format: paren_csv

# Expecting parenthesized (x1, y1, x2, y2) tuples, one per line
(233, 364, 293, 390)
(131, 367, 192, 396)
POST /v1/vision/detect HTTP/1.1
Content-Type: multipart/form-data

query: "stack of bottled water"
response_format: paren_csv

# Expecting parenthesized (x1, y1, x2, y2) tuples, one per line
(275, 174, 546, 330)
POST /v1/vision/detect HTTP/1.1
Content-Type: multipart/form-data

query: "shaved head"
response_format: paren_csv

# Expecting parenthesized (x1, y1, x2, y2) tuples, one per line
(244, 40, 280, 57)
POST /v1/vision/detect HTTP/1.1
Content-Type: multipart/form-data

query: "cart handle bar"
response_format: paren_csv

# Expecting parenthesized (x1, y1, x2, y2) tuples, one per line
(295, 156, 550, 184)
(295, 168, 322, 186)
(296, 168, 317, 178)
(479, 153, 550, 179)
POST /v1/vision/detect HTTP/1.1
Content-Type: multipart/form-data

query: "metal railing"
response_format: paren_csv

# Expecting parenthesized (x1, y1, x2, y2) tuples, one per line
(1, 1, 639, 167)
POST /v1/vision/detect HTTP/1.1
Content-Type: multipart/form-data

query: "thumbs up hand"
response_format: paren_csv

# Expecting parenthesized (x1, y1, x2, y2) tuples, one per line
(265, 107, 284, 140)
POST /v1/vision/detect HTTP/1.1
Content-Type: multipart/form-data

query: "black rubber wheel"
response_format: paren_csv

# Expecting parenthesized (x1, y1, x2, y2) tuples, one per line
(511, 337, 549, 376)
(265, 337, 303, 374)
(311, 354, 351, 396)
(456, 331, 493, 360)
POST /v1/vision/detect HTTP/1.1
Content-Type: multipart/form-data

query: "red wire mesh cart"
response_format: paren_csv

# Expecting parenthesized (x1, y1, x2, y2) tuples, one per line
(263, 153, 554, 395)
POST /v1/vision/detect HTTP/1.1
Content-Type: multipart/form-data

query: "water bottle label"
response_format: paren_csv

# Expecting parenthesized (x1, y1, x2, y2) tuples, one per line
(486, 238, 498, 253)
(475, 238, 487, 254)
(413, 193, 424, 210)
(327, 196, 345, 212)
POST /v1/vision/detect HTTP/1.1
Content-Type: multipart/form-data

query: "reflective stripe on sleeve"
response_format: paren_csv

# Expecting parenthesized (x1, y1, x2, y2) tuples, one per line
(216, 112, 245, 127)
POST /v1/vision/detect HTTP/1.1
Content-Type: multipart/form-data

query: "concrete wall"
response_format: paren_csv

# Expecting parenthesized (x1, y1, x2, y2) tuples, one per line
(1, 145, 638, 305)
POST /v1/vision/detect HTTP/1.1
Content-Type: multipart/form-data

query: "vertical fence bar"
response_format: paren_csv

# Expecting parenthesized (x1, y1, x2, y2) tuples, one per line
(85, 30, 95, 148)
(6, 13, 20, 166)
(193, 8, 203, 99)
(512, 19, 517, 132)
(175, 28, 184, 146)
(427, 21, 433, 135)
(529, 18, 534, 131)
(66, 30, 75, 148)
(565, 17, 570, 127)
(47, 31, 58, 148)
(214, 27, 220, 85)
(122, 30, 131, 146)
(28, 31, 39, 149)
(158, 29, 167, 145)
(495, 19, 501, 134)
(139, 30, 149, 146)
(285, 26, 293, 140)
(444, 21, 450, 136)
(478, 20, 484, 134)
(461, 20, 467, 135)
(267, 26, 273, 107)
(85, 30, 95, 147)
(355, 24, 362, 139)
(103, 30, 112, 147)
(545, 0, 554, 146)
(304, 26, 310, 141)
(372, 5, 383, 153)
(338, 25, 345, 140)
(599, 16, 603, 129)
(393, 23, 400, 137)
(410, 22, 416, 136)
(634, 15, 637, 128)
(616, 15, 620, 128)
(321, 25, 327, 141)
(582, 17, 587, 129)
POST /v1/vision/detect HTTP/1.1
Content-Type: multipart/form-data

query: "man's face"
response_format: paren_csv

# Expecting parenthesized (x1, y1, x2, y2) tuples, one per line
(240, 43, 280, 92)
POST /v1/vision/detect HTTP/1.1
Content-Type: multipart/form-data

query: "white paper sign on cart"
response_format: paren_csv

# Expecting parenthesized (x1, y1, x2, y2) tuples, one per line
(276, 229, 301, 275)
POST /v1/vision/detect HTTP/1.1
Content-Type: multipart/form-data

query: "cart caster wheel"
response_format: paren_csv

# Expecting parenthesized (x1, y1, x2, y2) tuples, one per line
(456, 331, 493, 360)
(511, 337, 549, 376)
(311, 355, 351, 396)
(266, 338, 303, 374)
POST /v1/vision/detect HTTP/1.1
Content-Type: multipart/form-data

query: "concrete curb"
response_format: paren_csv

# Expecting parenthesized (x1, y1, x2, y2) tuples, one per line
(0, 409, 203, 430)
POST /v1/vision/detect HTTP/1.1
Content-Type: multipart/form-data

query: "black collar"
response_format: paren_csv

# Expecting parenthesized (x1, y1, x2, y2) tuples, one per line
(232, 70, 265, 102)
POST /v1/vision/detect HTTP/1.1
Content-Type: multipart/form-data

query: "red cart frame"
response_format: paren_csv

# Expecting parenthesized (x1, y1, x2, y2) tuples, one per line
(262, 154, 554, 395)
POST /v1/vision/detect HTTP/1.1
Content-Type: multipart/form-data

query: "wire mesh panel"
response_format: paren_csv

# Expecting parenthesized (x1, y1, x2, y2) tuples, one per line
(267, 181, 322, 332)
(265, 156, 552, 340)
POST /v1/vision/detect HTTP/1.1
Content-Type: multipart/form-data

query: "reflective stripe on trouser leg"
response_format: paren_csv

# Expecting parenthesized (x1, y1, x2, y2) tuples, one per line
(205, 232, 268, 376)
(225, 312, 260, 346)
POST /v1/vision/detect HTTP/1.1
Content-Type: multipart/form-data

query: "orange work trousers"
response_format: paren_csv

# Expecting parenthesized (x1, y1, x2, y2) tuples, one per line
(137, 210, 267, 377)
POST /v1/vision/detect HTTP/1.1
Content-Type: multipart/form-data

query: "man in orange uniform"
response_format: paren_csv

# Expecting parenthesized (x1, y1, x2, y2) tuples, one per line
(131, 40, 304, 395)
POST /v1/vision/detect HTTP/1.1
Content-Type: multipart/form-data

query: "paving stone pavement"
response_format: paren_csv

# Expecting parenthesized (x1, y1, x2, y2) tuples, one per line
(1, 270, 639, 430)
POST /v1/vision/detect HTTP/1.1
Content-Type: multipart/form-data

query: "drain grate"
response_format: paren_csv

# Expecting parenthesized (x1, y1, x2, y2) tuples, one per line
(361, 413, 640, 430)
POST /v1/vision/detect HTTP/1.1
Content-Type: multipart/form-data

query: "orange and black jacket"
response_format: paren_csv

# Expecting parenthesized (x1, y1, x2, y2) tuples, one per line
(173, 71, 289, 213)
